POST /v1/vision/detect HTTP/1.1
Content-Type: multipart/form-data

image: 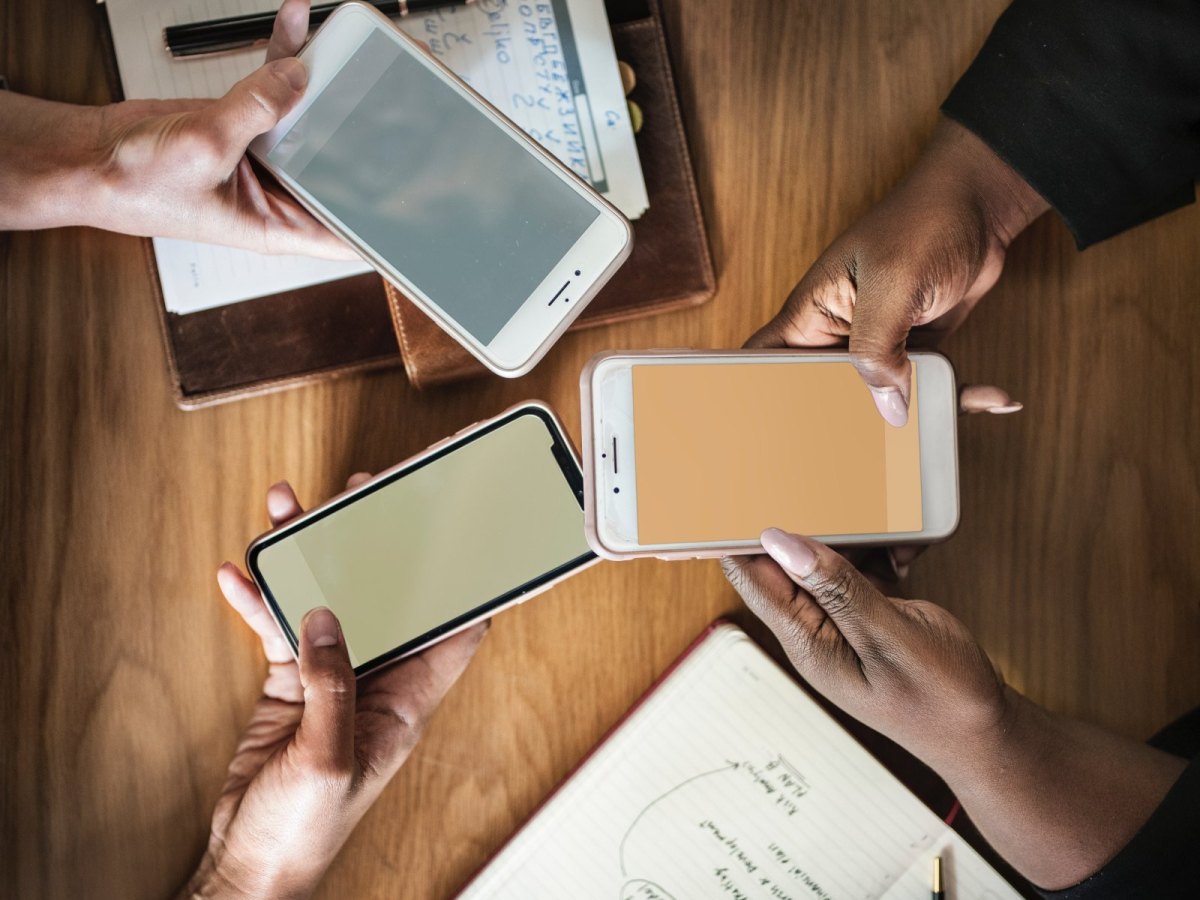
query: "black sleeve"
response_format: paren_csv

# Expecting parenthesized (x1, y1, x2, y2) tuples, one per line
(1036, 753, 1200, 898)
(941, 0, 1200, 249)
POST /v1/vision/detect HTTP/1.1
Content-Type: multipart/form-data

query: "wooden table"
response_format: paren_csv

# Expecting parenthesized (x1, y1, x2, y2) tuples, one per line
(4, 1, 1199, 897)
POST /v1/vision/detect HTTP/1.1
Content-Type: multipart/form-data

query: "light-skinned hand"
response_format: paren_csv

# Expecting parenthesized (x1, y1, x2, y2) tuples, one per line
(1, 0, 353, 259)
(179, 475, 487, 900)
(748, 118, 1049, 426)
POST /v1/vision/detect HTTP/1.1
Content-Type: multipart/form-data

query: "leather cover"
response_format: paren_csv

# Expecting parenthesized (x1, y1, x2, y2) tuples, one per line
(388, 0, 716, 388)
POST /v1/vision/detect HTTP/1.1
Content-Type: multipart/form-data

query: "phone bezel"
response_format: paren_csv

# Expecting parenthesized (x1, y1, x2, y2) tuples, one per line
(247, 1, 633, 378)
(583, 351, 960, 557)
(246, 403, 596, 677)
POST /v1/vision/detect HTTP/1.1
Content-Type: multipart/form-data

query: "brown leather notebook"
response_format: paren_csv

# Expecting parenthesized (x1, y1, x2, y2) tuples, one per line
(388, 0, 715, 388)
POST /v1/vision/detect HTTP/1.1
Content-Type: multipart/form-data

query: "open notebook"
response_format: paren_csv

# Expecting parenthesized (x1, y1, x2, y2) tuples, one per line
(102, 0, 648, 314)
(459, 623, 1020, 900)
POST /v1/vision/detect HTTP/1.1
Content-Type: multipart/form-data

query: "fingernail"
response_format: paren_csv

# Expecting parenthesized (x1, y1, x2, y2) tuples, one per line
(760, 528, 818, 578)
(272, 57, 308, 91)
(986, 402, 1024, 415)
(305, 607, 340, 647)
(870, 387, 908, 427)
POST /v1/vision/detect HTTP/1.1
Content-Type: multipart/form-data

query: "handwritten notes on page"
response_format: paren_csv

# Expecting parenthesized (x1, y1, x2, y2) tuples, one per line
(103, 0, 646, 314)
(458, 625, 1020, 900)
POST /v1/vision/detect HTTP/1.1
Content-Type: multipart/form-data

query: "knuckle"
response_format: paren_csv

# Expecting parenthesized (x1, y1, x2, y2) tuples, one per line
(382, 705, 425, 751)
(808, 566, 859, 619)
(177, 120, 227, 168)
(308, 668, 355, 702)
(848, 342, 904, 382)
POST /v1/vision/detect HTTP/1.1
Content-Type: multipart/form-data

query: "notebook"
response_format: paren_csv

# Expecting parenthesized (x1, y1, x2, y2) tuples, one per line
(458, 623, 1020, 899)
(102, 0, 648, 314)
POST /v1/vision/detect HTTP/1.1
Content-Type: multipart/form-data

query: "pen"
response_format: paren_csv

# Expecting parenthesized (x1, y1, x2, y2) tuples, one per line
(932, 855, 945, 900)
(163, 0, 475, 59)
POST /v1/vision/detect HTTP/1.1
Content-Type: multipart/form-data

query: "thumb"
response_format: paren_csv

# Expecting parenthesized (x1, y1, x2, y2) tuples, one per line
(294, 607, 356, 779)
(199, 58, 308, 170)
(759, 528, 894, 647)
(847, 276, 917, 427)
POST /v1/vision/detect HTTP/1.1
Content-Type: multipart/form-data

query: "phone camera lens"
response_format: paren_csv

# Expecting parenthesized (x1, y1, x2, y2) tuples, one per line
(574, 269, 581, 276)
(613, 487, 620, 494)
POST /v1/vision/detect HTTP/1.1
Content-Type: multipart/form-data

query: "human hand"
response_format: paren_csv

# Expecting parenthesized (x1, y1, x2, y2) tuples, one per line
(92, 0, 356, 257)
(180, 475, 487, 900)
(748, 119, 1048, 426)
(0, 0, 353, 258)
(722, 528, 1009, 769)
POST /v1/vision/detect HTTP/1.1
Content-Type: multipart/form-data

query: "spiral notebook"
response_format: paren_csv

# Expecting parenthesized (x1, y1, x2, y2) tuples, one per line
(458, 623, 1020, 900)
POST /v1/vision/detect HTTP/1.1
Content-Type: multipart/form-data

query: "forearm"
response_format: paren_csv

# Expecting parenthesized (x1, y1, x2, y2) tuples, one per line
(929, 688, 1187, 891)
(0, 92, 104, 231)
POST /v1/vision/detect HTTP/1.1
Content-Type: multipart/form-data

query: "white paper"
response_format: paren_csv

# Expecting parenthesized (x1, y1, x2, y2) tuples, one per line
(461, 626, 1021, 900)
(103, 0, 646, 314)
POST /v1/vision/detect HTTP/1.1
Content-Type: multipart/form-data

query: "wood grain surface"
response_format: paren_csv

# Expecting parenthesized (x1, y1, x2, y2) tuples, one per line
(3, 1, 1199, 898)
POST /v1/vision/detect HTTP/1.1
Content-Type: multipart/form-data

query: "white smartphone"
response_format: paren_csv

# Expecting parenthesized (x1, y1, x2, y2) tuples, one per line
(580, 350, 960, 559)
(248, 1, 633, 377)
(246, 403, 596, 676)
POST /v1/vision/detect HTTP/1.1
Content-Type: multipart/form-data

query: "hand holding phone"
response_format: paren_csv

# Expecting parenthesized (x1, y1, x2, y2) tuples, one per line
(248, 403, 595, 675)
(185, 476, 487, 900)
(249, 1, 633, 376)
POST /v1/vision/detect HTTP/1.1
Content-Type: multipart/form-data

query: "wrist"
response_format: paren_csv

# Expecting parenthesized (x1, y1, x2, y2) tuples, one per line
(178, 847, 318, 900)
(926, 685, 1042, 788)
(926, 117, 1050, 248)
(0, 92, 109, 231)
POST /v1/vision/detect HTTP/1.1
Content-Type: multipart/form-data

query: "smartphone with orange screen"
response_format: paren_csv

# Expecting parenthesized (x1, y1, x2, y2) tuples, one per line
(580, 350, 959, 559)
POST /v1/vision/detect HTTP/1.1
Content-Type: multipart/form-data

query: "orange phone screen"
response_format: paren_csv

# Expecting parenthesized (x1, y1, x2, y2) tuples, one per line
(632, 361, 922, 542)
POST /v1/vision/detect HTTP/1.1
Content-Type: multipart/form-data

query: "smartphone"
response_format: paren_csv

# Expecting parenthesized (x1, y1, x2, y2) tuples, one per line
(247, 403, 596, 675)
(248, 1, 633, 378)
(580, 350, 959, 559)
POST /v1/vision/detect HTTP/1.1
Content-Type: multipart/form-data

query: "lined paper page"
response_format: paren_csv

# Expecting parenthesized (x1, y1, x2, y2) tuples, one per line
(460, 626, 1019, 900)
(103, 0, 645, 313)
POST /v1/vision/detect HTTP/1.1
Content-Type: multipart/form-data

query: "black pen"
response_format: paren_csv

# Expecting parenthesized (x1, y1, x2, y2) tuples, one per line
(163, 0, 475, 59)
(932, 855, 945, 900)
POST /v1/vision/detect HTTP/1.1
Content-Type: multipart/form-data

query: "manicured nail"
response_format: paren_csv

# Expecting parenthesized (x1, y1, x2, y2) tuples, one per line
(760, 528, 818, 578)
(305, 607, 340, 647)
(987, 402, 1024, 415)
(272, 57, 308, 91)
(869, 387, 909, 427)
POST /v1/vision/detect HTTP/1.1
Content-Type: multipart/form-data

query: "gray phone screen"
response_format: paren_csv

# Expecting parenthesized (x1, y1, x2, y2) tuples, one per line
(268, 28, 599, 343)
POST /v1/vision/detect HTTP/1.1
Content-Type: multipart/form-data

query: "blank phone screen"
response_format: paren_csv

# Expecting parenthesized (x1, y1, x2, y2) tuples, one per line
(631, 362, 923, 543)
(266, 27, 599, 343)
(253, 412, 592, 668)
